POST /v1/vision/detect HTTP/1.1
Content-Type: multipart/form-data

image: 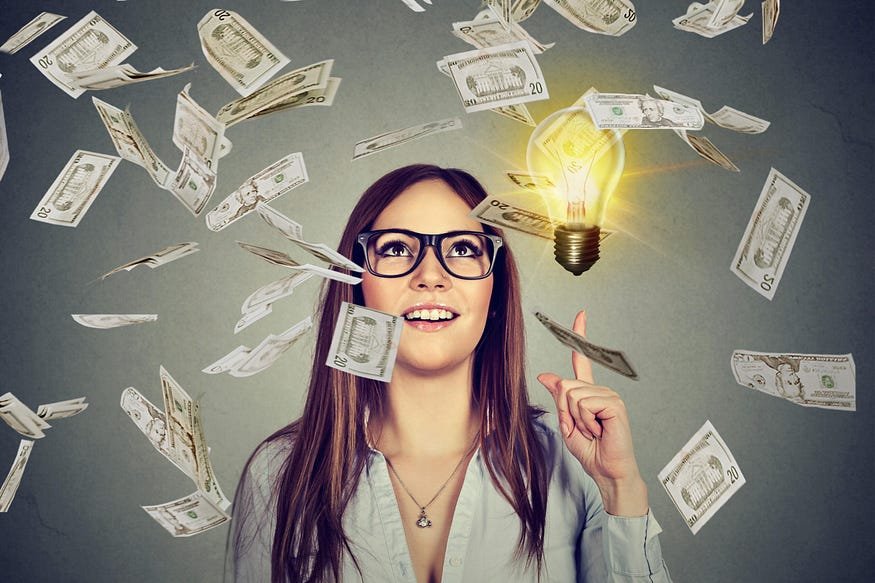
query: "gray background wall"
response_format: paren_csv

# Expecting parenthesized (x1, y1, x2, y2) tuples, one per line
(0, 1, 871, 581)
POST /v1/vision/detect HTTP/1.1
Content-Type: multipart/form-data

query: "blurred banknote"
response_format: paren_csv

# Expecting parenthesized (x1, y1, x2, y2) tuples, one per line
(490, 103, 535, 126)
(30, 11, 136, 98)
(0, 12, 66, 55)
(142, 490, 229, 537)
(585, 92, 704, 130)
(659, 420, 745, 534)
(0, 440, 34, 512)
(326, 302, 402, 382)
(250, 76, 341, 120)
(204, 317, 313, 377)
(507, 171, 555, 191)
(673, 129, 739, 172)
(121, 387, 195, 479)
(353, 118, 462, 160)
(452, 13, 554, 54)
(72, 314, 157, 329)
(93, 97, 171, 187)
(0, 393, 51, 439)
(68, 62, 194, 91)
(653, 85, 770, 134)
(731, 168, 810, 300)
(673, 1, 751, 38)
(237, 241, 362, 285)
(761, 0, 780, 44)
(206, 152, 308, 231)
(216, 60, 334, 126)
(169, 146, 217, 215)
(255, 202, 361, 271)
(485, 0, 543, 24)
(35, 397, 88, 421)
(440, 41, 548, 113)
(197, 9, 289, 96)
(235, 271, 315, 334)
(173, 84, 232, 170)
(543, 0, 637, 36)
(29, 150, 120, 227)
(0, 90, 7, 183)
(100, 242, 199, 280)
(730, 351, 855, 411)
(534, 311, 637, 379)
(401, 0, 429, 12)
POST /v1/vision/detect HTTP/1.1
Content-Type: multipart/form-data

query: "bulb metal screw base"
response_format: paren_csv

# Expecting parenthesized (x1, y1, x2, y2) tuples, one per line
(553, 224, 601, 276)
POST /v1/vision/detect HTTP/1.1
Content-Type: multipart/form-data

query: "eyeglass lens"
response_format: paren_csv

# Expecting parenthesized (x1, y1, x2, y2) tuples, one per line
(366, 231, 494, 278)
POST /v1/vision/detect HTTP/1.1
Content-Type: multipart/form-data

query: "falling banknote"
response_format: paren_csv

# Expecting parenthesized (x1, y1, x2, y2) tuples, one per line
(584, 92, 704, 130)
(29, 150, 120, 227)
(0, 440, 34, 512)
(325, 302, 403, 382)
(71, 314, 157, 329)
(543, 0, 638, 36)
(534, 311, 637, 379)
(204, 317, 313, 377)
(99, 242, 199, 281)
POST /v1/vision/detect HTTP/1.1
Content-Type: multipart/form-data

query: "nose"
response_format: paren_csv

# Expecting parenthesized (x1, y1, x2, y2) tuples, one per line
(410, 246, 451, 290)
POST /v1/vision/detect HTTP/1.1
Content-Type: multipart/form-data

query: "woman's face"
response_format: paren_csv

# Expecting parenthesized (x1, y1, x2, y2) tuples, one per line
(361, 179, 494, 376)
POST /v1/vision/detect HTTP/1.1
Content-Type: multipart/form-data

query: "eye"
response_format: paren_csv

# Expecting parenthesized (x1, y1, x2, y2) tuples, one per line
(447, 239, 483, 257)
(376, 239, 413, 257)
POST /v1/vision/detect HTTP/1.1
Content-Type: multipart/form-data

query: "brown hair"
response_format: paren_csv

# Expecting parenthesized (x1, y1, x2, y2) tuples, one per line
(229, 164, 549, 582)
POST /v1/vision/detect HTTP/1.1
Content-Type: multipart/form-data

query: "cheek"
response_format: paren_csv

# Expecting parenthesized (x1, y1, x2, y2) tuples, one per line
(360, 273, 397, 312)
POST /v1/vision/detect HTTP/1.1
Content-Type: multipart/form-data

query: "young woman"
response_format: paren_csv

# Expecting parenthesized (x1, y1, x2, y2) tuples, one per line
(227, 164, 672, 583)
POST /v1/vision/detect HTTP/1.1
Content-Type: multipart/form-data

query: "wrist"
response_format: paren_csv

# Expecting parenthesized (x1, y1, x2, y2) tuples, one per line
(595, 475, 649, 517)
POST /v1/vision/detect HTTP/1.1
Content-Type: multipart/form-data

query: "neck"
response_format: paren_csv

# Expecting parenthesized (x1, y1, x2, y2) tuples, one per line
(370, 357, 480, 459)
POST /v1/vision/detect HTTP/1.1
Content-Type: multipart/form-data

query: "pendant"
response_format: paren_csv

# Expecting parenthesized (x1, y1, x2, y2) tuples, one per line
(415, 509, 432, 528)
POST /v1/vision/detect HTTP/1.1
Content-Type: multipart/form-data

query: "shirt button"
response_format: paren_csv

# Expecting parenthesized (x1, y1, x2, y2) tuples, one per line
(449, 557, 462, 567)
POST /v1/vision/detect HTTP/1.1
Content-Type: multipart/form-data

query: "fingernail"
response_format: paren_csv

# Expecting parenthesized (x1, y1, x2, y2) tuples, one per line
(560, 422, 570, 438)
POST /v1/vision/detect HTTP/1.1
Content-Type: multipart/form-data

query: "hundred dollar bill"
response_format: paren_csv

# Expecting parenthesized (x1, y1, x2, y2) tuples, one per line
(255, 202, 361, 271)
(71, 314, 157, 329)
(326, 302, 403, 382)
(205, 317, 313, 377)
(237, 241, 362, 285)
(731, 351, 855, 411)
(35, 397, 88, 421)
(235, 271, 315, 334)
(673, 129, 739, 172)
(168, 146, 217, 216)
(0, 440, 34, 512)
(0, 393, 51, 439)
(251, 77, 341, 120)
(142, 490, 229, 537)
(0, 12, 66, 55)
(29, 150, 120, 227)
(197, 9, 290, 96)
(731, 168, 809, 300)
(761, 0, 780, 44)
(0, 90, 7, 183)
(121, 387, 196, 479)
(673, 1, 751, 38)
(174, 84, 232, 170)
(68, 62, 195, 91)
(452, 14, 554, 54)
(216, 60, 334, 126)
(585, 92, 704, 130)
(206, 152, 308, 231)
(92, 97, 171, 188)
(653, 85, 770, 134)
(543, 0, 637, 36)
(100, 242, 199, 281)
(659, 420, 745, 534)
(441, 41, 548, 113)
(353, 117, 462, 160)
(29, 11, 136, 98)
(534, 311, 637, 379)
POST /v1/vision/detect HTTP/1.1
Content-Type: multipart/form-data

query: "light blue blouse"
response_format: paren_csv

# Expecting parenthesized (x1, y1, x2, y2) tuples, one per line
(228, 415, 672, 582)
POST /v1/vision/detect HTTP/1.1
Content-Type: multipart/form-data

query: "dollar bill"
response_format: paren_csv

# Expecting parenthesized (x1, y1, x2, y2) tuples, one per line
(236, 241, 363, 285)
(204, 317, 313, 377)
(490, 103, 535, 126)
(543, 0, 637, 36)
(71, 314, 157, 329)
(29, 150, 120, 227)
(197, 9, 290, 96)
(206, 152, 308, 231)
(452, 14, 554, 54)
(35, 397, 88, 421)
(121, 387, 196, 479)
(255, 202, 362, 271)
(0, 12, 66, 55)
(216, 60, 334, 126)
(100, 242, 199, 280)
(673, 129, 739, 172)
(251, 76, 342, 120)
(441, 41, 548, 113)
(0, 393, 51, 439)
(168, 146, 217, 216)
(731, 351, 855, 411)
(673, 1, 752, 38)
(659, 420, 745, 534)
(0, 90, 7, 183)
(486, 0, 543, 24)
(142, 490, 229, 537)
(235, 271, 315, 333)
(507, 171, 556, 191)
(326, 302, 402, 382)
(653, 85, 770, 134)
(401, 0, 428, 12)
(705, 0, 747, 28)
(533, 312, 637, 379)
(761, 0, 780, 44)
(92, 97, 171, 188)
(173, 84, 232, 170)
(29, 11, 136, 98)
(68, 62, 195, 91)
(585, 92, 704, 130)
(352, 117, 462, 160)
(731, 168, 810, 300)
(0, 440, 34, 512)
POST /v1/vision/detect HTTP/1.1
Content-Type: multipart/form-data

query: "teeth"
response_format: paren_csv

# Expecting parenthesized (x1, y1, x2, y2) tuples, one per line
(405, 308, 456, 321)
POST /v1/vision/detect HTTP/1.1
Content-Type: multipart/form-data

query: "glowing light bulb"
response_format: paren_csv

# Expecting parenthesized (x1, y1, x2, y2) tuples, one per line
(526, 106, 625, 276)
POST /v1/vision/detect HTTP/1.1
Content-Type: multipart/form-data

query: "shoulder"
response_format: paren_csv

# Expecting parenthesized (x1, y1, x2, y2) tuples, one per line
(241, 432, 295, 503)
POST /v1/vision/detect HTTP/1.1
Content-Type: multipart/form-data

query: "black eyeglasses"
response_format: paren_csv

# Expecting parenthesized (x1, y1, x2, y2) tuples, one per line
(356, 229, 503, 280)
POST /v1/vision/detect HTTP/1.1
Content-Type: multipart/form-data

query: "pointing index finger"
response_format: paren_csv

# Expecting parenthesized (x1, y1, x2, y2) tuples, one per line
(571, 311, 595, 384)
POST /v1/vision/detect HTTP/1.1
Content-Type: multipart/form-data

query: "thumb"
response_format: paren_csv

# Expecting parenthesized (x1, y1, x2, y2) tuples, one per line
(537, 372, 562, 396)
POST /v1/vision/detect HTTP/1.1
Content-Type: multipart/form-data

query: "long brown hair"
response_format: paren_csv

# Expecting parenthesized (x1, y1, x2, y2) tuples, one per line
(229, 164, 550, 582)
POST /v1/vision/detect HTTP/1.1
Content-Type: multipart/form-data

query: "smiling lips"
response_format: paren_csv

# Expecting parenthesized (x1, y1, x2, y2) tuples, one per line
(402, 304, 459, 331)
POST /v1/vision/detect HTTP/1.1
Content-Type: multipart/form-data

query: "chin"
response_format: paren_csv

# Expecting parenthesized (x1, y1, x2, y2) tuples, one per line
(396, 350, 474, 376)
